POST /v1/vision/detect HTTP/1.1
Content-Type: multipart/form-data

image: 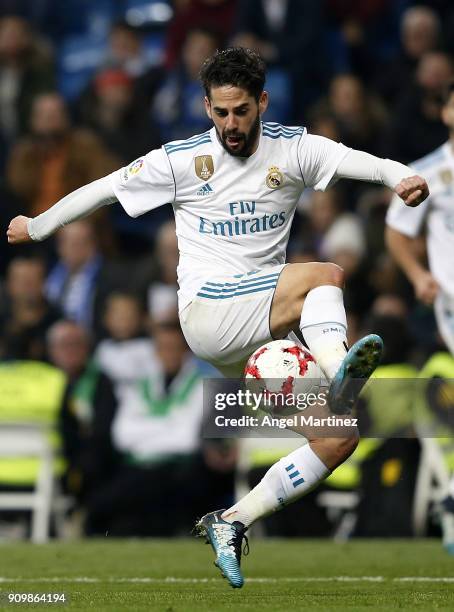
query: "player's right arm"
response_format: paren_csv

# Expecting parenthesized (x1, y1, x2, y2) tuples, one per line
(7, 176, 117, 244)
(7, 148, 176, 244)
(385, 226, 439, 305)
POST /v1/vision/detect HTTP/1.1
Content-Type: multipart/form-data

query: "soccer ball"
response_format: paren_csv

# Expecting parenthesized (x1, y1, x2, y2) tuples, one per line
(244, 339, 325, 417)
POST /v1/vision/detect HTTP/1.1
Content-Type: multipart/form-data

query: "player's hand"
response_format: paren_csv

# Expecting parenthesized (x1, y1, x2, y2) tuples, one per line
(394, 175, 429, 207)
(413, 270, 439, 305)
(7, 215, 32, 244)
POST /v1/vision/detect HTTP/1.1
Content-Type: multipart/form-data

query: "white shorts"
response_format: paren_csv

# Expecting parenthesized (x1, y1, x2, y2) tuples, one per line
(180, 265, 288, 377)
(435, 290, 454, 355)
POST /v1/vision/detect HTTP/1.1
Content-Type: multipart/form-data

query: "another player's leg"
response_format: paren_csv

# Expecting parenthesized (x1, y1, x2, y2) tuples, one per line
(270, 262, 383, 414)
(440, 476, 454, 555)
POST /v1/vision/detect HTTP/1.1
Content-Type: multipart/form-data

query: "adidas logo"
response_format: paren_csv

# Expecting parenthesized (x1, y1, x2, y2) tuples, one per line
(197, 183, 214, 197)
(284, 463, 305, 488)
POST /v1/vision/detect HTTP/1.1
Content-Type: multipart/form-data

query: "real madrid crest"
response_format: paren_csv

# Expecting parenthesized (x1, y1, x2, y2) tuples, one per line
(266, 166, 283, 189)
(195, 155, 214, 181)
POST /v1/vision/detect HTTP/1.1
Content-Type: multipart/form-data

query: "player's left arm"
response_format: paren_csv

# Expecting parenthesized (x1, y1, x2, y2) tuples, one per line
(335, 149, 429, 207)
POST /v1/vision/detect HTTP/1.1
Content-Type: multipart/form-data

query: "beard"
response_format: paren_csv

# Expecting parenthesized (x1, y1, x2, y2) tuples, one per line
(218, 112, 261, 157)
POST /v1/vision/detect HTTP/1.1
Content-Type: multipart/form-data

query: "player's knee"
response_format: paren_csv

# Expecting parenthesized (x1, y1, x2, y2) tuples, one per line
(321, 263, 344, 289)
(303, 262, 344, 291)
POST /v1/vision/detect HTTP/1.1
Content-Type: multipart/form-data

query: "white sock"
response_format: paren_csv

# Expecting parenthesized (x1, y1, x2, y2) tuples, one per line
(222, 444, 329, 527)
(299, 285, 348, 380)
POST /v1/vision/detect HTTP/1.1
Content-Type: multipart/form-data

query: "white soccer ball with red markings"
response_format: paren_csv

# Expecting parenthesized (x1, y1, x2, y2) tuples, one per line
(244, 339, 324, 416)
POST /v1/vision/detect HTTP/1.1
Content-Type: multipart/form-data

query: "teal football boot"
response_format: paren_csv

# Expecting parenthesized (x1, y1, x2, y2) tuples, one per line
(328, 334, 383, 415)
(195, 509, 249, 588)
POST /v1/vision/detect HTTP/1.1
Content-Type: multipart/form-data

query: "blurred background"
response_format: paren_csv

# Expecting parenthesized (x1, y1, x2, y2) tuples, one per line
(0, 0, 453, 543)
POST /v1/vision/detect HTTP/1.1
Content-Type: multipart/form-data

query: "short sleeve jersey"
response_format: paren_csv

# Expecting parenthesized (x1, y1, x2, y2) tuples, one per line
(386, 142, 454, 295)
(110, 122, 350, 311)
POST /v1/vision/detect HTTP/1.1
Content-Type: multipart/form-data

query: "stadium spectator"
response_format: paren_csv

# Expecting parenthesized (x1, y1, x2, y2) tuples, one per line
(307, 189, 370, 318)
(147, 221, 178, 321)
(104, 20, 153, 78)
(369, 252, 410, 302)
(85, 320, 236, 536)
(235, 0, 327, 117)
(326, 0, 397, 82)
(375, 5, 441, 105)
(307, 111, 341, 141)
(77, 67, 161, 164)
(47, 319, 118, 510)
(47, 319, 92, 381)
(0, 0, 123, 45)
(308, 189, 366, 279)
(323, 73, 388, 155)
(0, 15, 54, 145)
(145, 220, 179, 326)
(165, 0, 235, 70)
(45, 220, 105, 331)
(152, 27, 219, 141)
(384, 51, 453, 163)
(129, 219, 179, 326)
(94, 291, 155, 386)
(6, 92, 119, 218)
(231, 31, 291, 123)
(0, 255, 61, 360)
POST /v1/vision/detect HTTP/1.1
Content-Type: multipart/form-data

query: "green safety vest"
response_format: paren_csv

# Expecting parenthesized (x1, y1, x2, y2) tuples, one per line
(414, 352, 454, 471)
(246, 364, 418, 489)
(326, 363, 418, 489)
(0, 361, 66, 485)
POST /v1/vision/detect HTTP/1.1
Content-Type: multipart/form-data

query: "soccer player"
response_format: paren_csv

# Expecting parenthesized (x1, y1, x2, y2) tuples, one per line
(386, 79, 454, 553)
(8, 48, 428, 587)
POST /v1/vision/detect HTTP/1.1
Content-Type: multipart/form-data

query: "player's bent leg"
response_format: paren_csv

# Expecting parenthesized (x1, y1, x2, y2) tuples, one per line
(270, 262, 345, 339)
(271, 262, 349, 382)
(270, 261, 383, 414)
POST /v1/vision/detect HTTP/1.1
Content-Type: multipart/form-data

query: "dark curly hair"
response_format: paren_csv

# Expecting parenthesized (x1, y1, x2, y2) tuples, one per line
(199, 47, 266, 101)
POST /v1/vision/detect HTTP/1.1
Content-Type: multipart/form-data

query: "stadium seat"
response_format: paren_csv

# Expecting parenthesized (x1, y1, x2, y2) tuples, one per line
(0, 362, 68, 542)
(125, 0, 173, 28)
(58, 36, 106, 100)
(0, 424, 63, 543)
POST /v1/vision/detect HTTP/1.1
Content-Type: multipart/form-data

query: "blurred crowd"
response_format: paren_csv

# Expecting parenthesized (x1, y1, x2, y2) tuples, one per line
(0, 0, 454, 538)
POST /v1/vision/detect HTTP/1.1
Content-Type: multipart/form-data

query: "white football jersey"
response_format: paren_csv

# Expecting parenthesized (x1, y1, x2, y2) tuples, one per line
(386, 142, 454, 296)
(110, 122, 350, 311)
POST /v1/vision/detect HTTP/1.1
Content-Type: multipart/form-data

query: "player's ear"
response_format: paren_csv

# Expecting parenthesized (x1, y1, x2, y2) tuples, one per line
(259, 91, 268, 117)
(204, 96, 212, 119)
(441, 105, 449, 125)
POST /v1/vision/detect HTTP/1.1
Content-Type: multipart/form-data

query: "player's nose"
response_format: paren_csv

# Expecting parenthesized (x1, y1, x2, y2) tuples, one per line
(225, 113, 239, 131)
